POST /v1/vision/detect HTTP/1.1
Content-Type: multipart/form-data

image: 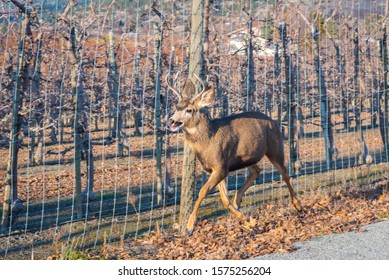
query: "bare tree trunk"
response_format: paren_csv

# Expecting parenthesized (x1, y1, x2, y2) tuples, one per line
(380, 27, 389, 156)
(280, 23, 298, 175)
(313, 25, 334, 170)
(246, 15, 255, 111)
(214, 40, 224, 117)
(152, 5, 164, 205)
(29, 123, 36, 166)
(274, 43, 282, 129)
(353, 26, 362, 133)
(50, 110, 59, 145)
(334, 44, 349, 130)
(352, 26, 369, 165)
(59, 3, 86, 218)
(58, 1, 97, 219)
(29, 25, 43, 166)
(34, 128, 44, 164)
(203, 0, 210, 77)
(179, 0, 204, 233)
(82, 130, 95, 204)
(107, 31, 123, 156)
(58, 37, 66, 143)
(164, 47, 176, 194)
(133, 51, 142, 136)
(295, 63, 304, 136)
(69, 27, 84, 219)
(2, 1, 34, 229)
(2, 51, 23, 227)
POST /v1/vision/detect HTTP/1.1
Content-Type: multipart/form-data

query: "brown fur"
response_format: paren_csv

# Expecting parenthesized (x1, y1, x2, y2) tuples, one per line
(168, 77, 303, 235)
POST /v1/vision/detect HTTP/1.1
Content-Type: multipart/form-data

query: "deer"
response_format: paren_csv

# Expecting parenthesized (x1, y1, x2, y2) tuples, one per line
(166, 73, 303, 236)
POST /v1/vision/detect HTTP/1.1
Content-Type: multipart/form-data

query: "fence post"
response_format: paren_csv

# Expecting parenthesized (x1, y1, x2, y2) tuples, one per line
(179, 0, 204, 233)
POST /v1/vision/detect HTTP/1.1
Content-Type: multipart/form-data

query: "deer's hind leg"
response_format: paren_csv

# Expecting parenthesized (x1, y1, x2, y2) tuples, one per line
(268, 158, 303, 211)
(217, 179, 246, 221)
(232, 164, 261, 209)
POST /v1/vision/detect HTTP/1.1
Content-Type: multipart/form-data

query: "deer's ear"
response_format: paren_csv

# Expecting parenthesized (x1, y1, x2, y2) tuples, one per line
(193, 87, 215, 108)
(181, 79, 196, 99)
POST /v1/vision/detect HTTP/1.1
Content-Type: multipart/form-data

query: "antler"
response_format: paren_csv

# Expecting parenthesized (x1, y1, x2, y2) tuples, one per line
(192, 73, 207, 100)
(165, 72, 181, 101)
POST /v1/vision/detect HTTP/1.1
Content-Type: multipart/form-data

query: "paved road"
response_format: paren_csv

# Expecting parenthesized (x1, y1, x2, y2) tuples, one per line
(254, 220, 389, 260)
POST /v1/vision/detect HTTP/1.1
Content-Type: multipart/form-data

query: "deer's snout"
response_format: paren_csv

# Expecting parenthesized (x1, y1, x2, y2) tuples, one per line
(169, 116, 183, 132)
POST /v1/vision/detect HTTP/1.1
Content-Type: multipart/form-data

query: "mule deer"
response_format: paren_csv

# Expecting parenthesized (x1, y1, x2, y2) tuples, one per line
(167, 74, 303, 235)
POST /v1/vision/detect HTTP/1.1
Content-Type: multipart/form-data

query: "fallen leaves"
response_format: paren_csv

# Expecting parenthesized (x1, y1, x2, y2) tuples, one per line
(49, 184, 389, 260)
(122, 185, 388, 260)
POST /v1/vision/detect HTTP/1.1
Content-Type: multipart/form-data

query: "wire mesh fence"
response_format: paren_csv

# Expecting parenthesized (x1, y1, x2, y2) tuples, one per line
(0, 0, 389, 259)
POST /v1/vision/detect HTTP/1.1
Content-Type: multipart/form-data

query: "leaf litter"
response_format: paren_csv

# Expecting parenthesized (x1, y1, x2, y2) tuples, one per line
(50, 183, 389, 260)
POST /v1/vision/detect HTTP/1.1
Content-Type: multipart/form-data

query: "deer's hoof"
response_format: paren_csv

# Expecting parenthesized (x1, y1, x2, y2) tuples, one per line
(243, 217, 256, 228)
(295, 203, 307, 213)
(292, 199, 304, 212)
(185, 214, 196, 236)
(185, 228, 194, 236)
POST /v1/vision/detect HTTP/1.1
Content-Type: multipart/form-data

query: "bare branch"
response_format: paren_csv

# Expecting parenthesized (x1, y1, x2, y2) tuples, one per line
(297, 10, 311, 28)
(383, 0, 389, 27)
(61, 0, 77, 19)
(151, 1, 164, 22)
(9, 0, 28, 13)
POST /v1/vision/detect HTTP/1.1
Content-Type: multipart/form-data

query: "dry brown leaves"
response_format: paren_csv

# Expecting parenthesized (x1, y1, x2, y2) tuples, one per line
(50, 184, 389, 260)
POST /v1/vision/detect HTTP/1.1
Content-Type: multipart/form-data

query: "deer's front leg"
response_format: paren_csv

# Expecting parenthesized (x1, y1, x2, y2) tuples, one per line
(186, 171, 226, 236)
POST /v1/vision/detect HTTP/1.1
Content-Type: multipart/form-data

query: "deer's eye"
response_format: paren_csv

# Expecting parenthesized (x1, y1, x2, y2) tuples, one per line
(186, 109, 193, 114)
